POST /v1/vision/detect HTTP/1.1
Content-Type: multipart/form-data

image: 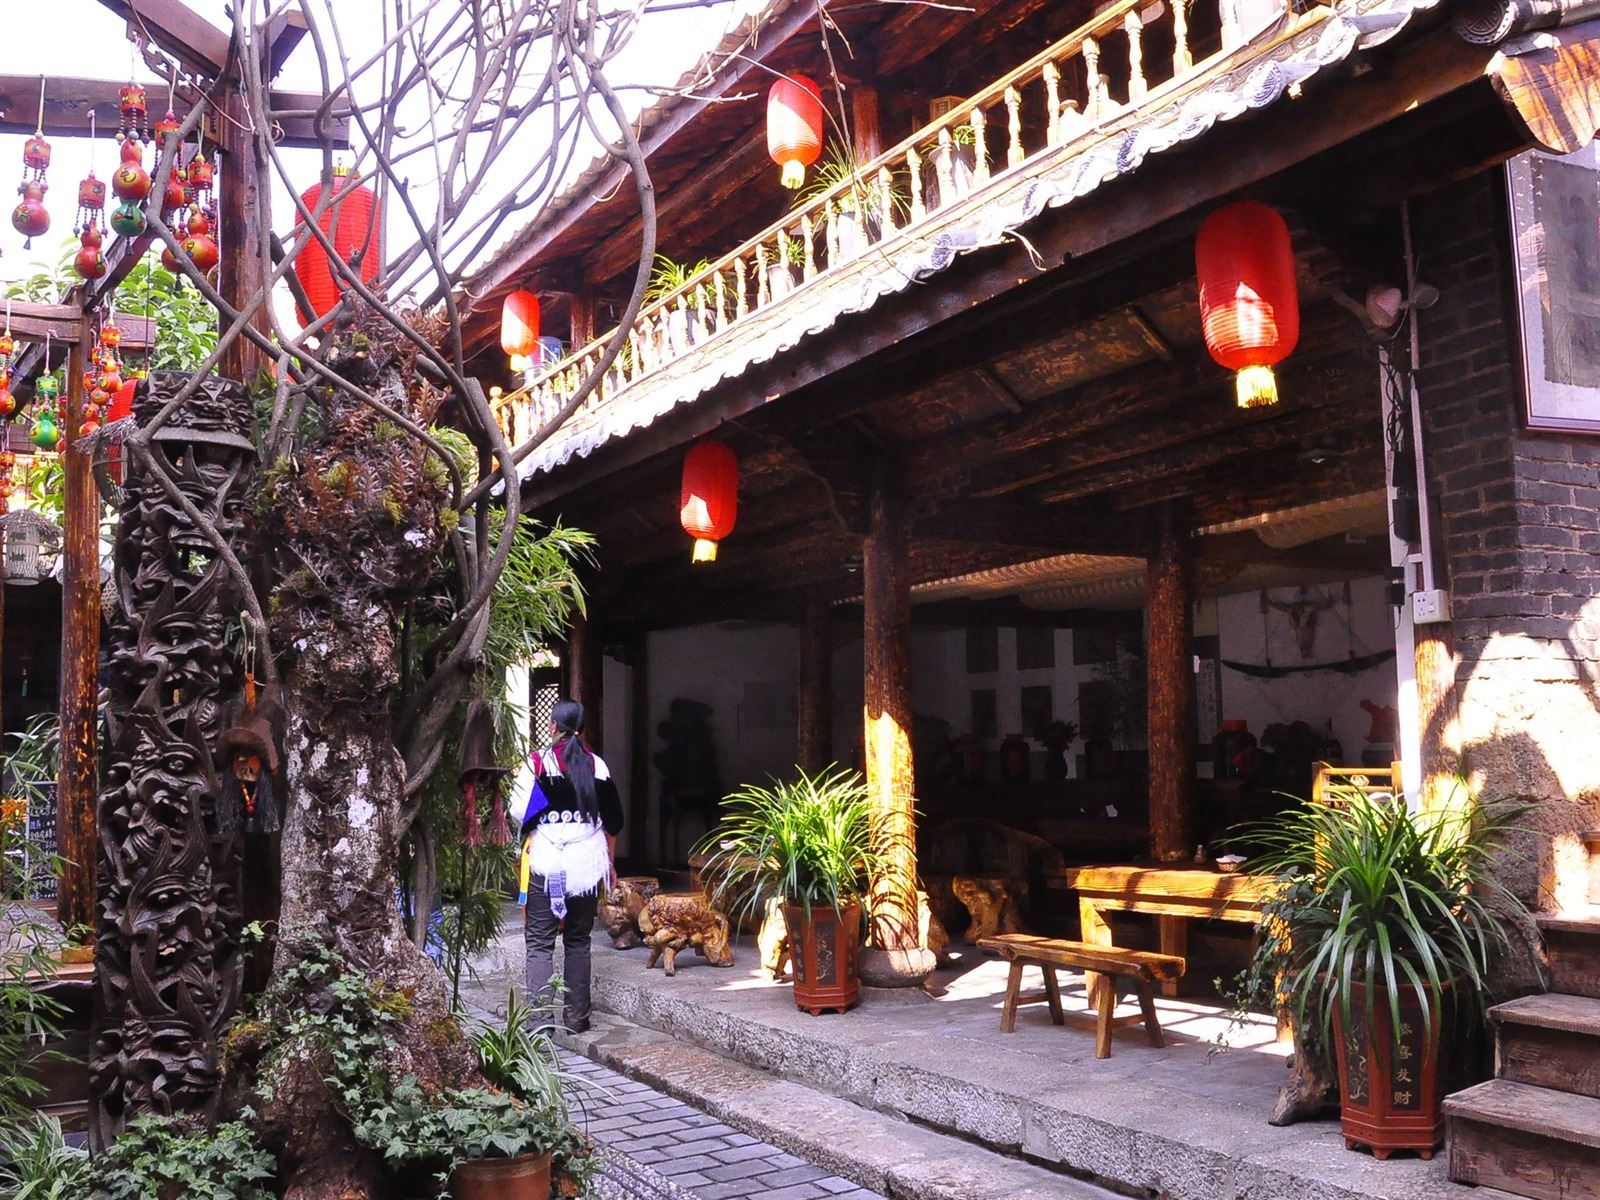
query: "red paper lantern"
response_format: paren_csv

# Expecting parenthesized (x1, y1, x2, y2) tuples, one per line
(293, 166, 382, 324)
(767, 75, 824, 190)
(680, 441, 737, 563)
(500, 289, 541, 358)
(1195, 201, 1299, 408)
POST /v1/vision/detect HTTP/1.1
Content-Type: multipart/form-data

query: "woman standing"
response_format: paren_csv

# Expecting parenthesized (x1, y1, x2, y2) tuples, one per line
(511, 698, 623, 1033)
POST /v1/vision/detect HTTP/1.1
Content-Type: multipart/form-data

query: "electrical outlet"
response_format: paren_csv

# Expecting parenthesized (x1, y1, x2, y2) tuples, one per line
(1412, 589, 1450, 625)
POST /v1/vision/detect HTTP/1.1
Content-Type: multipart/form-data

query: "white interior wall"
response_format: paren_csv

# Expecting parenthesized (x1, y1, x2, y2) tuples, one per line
(1211, 576, 1397, 762)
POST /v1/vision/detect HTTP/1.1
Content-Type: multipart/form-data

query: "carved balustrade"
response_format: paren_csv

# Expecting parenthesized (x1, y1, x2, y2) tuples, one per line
(494, 0, 1290, 444)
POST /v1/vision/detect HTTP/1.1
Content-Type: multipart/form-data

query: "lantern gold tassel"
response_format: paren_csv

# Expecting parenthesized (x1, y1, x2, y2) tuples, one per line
(1235, 365, 1278, 409)
(692, 538, 719, 563)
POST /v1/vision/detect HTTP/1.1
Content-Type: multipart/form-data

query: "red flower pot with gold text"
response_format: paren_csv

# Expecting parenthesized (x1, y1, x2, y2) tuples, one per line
(784, 900, 861, 1016)
(1332, 980, 1451, 1160)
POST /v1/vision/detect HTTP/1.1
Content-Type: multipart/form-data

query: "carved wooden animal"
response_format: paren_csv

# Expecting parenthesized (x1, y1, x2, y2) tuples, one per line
(952, 875, 1027, 943)
(757, 897, 789, 980)
(638, 893, 734, 975)
(600, 876, 660, 949)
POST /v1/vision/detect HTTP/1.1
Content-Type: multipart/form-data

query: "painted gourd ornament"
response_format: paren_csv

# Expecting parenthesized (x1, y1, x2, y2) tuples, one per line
(110, 200, 146, 237)
(183, 233, 220, 272)
(0, 390, 14, 419)
(11, 181, 49, 245)
(112, 139, 150, 203)
(30, 408, 58, 450)
(75, 226, 107, 281)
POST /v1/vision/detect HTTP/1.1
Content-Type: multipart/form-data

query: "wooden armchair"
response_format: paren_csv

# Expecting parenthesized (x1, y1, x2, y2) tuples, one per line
(1310, 762, 1402, 806)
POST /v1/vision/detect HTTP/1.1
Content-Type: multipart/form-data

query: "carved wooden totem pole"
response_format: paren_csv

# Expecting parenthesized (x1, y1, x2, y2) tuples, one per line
(90, 372, 258, 1147)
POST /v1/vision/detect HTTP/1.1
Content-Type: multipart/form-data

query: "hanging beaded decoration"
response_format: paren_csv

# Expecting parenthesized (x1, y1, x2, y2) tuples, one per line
(110, 80, 152, 238)
(12, 78, 52, 248)
(74, 114, 109, 281)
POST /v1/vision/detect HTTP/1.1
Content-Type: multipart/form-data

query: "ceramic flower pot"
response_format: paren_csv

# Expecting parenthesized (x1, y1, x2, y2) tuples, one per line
(1331, 980, 1448, 1159)
(451, 1151, 553, 1200)
(784, 900, 860, 1015)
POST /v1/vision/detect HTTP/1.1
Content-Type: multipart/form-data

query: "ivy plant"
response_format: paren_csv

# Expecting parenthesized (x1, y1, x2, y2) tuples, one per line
(91, 1114, 275, 1200)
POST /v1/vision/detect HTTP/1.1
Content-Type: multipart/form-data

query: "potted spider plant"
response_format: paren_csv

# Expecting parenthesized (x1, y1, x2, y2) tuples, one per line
(645, 254, 711, 350)
(695, 766, 882, 1015)
(1235, 786, 1535, 1159)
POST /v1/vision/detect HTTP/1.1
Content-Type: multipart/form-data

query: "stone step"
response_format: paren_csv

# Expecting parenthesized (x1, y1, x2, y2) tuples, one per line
(563, 1015, 1123, 1200)
(1491, 993, 1600, 1099)
(1536, 912, 1600, 999)
(1443, 1078, 1600, 1199)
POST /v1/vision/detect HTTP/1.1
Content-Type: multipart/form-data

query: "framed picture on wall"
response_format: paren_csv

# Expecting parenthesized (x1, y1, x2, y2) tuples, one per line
(1507, 141, 1600, 433)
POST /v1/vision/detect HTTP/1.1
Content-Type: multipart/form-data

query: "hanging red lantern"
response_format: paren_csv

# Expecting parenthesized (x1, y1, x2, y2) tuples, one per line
(500, 289, 541, 359)
(1195, 201, 1299, 408)
(293, 166, 382, 324)
(767, 75, 824, 190)
(680, 440, 738, 563)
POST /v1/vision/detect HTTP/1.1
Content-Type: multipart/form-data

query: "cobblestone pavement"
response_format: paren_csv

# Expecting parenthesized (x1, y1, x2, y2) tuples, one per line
(566, 1050, 888, 1200)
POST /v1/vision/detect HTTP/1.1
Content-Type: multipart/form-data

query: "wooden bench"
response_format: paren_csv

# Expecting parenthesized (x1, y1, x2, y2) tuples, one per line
(977, 933, 1185, 1058)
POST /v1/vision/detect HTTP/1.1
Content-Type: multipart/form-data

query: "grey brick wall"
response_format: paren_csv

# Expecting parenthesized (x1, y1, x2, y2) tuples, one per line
(1413, 168, 1600, 910)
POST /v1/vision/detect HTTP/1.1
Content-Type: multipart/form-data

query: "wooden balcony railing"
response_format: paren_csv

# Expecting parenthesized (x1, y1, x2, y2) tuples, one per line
(494, 0, 1290, 448)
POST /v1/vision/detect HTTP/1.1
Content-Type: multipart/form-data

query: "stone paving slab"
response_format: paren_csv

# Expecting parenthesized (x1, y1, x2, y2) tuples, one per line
(566, 1048, 887, 1200)
(566, 1017, 1127, 1200)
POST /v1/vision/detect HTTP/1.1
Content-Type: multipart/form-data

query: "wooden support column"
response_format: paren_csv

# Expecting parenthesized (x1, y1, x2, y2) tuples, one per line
(1146, 500, 1195, 865)
(798, 601, 833, 773)
(569, 608, 603, 755)
(218, 91, 268, 383)
(850, 84, 883, 163)
(569, 291, 597, 351)
(863, 461, 916, 950)
(58, 312, 99, 932)
(1414, 626, 1463, 811)
(629, 634, 650, 861)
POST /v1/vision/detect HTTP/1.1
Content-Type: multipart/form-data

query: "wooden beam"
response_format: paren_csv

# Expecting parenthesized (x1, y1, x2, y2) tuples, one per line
(1032, 363, 1372, 506)
(0, 75, 348, 149)
(911, 497, 1147, 555)
(0, 304, 154, 349)
(1487, 19, 1600, 153)
(1146, 501, 1195, 864)
(98, 0, 231, 77)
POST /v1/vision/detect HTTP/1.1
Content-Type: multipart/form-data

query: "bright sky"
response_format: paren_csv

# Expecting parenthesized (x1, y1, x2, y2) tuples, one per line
(0, 0, 765, 313)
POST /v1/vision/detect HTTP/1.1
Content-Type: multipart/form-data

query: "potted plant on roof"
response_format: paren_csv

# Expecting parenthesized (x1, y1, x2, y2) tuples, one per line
(695, 766, 882, 1015)
(1232, 784, 1536, 1159)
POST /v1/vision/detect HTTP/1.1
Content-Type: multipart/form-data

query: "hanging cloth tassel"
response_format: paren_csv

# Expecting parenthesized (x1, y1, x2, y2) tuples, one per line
(461, 779, 482, 848)
(485, 781, 509, 847)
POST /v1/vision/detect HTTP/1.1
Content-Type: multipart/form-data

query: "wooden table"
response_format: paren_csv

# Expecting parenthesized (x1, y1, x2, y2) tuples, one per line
(1048, 865, 1278, 996)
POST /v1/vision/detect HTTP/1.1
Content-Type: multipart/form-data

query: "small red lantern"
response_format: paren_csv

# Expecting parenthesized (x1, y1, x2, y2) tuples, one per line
(500, 289, 541, 359)
(680, 441, 738, 563)
(293, 166, 382, 324)
(767, 75, 824, 190)
(1195, 201, 1299, 408)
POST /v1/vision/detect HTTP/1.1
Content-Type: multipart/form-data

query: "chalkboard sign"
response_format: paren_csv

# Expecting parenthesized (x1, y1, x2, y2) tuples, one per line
(25, 784, 57, 901)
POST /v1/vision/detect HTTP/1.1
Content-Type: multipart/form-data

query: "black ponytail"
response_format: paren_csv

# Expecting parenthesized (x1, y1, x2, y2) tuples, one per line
(552, 698, 598, 817)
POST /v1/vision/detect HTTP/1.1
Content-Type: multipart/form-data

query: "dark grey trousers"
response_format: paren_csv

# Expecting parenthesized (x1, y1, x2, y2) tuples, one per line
(523, 873, 599, 1030)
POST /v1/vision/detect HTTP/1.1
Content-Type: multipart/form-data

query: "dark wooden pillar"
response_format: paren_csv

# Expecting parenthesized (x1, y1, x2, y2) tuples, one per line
(218, 92, 267, 383)
(798, 601, 832, 772)
(629, 634, 650, 859)
(1146, 500, 1195, 865)
(569, 290, 597, 351)
(850, 85, 883, 163)
(863, 461, 916, 950)
(58, 313, 99, 932)
(569, 608, 603, 755)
